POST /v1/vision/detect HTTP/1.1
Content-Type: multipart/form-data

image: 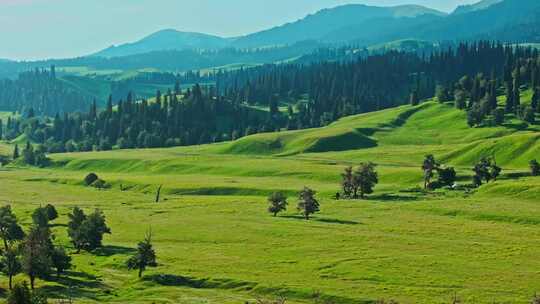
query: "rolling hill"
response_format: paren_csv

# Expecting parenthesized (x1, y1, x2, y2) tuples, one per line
(3, 97, 540, 303)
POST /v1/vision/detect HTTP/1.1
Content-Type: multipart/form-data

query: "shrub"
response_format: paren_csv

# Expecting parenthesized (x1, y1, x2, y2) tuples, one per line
(44, 204, 58, 221)
(91, 179, 109, 190)
(530, 160, 540, 176)
(84, 173, 99, 186)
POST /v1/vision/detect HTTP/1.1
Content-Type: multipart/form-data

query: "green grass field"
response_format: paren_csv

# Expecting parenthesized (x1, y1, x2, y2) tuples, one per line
(2, 101, 540, 303)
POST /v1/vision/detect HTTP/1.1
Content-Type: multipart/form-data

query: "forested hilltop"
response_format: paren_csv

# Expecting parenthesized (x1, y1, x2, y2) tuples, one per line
(0, 67, 90, 116)
(2, 41, 540, 157)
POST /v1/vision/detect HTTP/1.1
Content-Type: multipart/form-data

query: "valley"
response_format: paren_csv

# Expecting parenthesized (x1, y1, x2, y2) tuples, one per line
(2, 101, 540, 303)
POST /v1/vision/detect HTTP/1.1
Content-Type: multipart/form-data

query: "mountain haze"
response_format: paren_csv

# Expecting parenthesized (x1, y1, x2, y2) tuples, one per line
(231, 4, 446, 48)
(93, 29, 230, 57)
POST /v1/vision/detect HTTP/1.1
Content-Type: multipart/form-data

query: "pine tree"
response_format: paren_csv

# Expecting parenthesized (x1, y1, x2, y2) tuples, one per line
(12, 144, 19, 160)
(127, 230, 157, 278)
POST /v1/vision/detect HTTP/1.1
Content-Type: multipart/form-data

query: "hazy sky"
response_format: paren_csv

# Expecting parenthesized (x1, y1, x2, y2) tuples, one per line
(0, 0, 480, 60)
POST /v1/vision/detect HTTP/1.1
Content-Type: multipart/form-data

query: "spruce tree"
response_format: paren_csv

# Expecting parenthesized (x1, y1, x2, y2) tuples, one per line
(127, 230, 157, 278)
(12, 144, 19, 160)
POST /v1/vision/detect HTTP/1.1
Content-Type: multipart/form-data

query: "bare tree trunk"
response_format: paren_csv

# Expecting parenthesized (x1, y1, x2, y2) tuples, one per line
(155, 185, 163, 203)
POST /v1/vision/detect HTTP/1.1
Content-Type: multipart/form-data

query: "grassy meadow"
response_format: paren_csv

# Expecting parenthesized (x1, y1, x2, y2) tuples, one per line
(1, 101, 540, 303)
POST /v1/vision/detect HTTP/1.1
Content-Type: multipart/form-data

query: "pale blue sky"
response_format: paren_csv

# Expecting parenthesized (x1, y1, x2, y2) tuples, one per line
(0, 0, 479, 60)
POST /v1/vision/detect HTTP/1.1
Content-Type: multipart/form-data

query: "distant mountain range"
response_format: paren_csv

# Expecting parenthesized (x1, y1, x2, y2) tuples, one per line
(94, 30, 231, 57)
(90, 0, 540, 58)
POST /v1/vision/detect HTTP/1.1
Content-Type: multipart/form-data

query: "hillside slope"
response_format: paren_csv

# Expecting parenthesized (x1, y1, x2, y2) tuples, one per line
(51, 101, 540, 171)
(218, 101, 539, 167)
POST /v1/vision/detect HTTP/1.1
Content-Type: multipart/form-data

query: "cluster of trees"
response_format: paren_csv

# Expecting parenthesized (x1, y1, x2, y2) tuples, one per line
(4, 42, 540, 154)
(340, 163, 379, 199)
(472, 157, 502, 187)
(0, 204, 71, 294)
(0, 204, 157, 302)
(0, 67, 90, 116)
(267, 187, 320, 220)
(109, 71, 215, 101)
(12, 142, 50, 167)
(422, 155, 457, 190)
(1, 84, 287, 153)
(218, 42, 529, 130)
(430, 46, 540, 127)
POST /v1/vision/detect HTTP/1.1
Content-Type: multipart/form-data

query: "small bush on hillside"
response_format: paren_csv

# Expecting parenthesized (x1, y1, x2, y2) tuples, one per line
(44, 204, 58, 221)
(437, 167, 457, 188)
(91, 179, 110, 190)
(254, 297, 286, 304)
(84, 173, 99, 186)
(530, 160, 540, 176)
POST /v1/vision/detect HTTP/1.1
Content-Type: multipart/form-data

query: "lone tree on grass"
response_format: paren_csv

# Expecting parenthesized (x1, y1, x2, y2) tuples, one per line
(68, 208, 111, 252)
(127, 230, 157, 278)
(422, 155, 438, 189)
(297, 187, 319, 220)
(21, 226, 52, 289)
(0, 205, 25, 251)
(354, 162, 379, 199)
(267, 192, 288, 217)
(530, 160, 540, 176)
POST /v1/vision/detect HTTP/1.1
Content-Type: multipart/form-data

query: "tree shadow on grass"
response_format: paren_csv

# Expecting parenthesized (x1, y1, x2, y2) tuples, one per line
(499, 172, 531, 180)
(368, 193, 418, 202)
(143, 274, 258, 291)
(42, 271, 108, 301)
(49, 223, 68, 228)
(280, 215, 360, 225)
(92, 245, 136, 257)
